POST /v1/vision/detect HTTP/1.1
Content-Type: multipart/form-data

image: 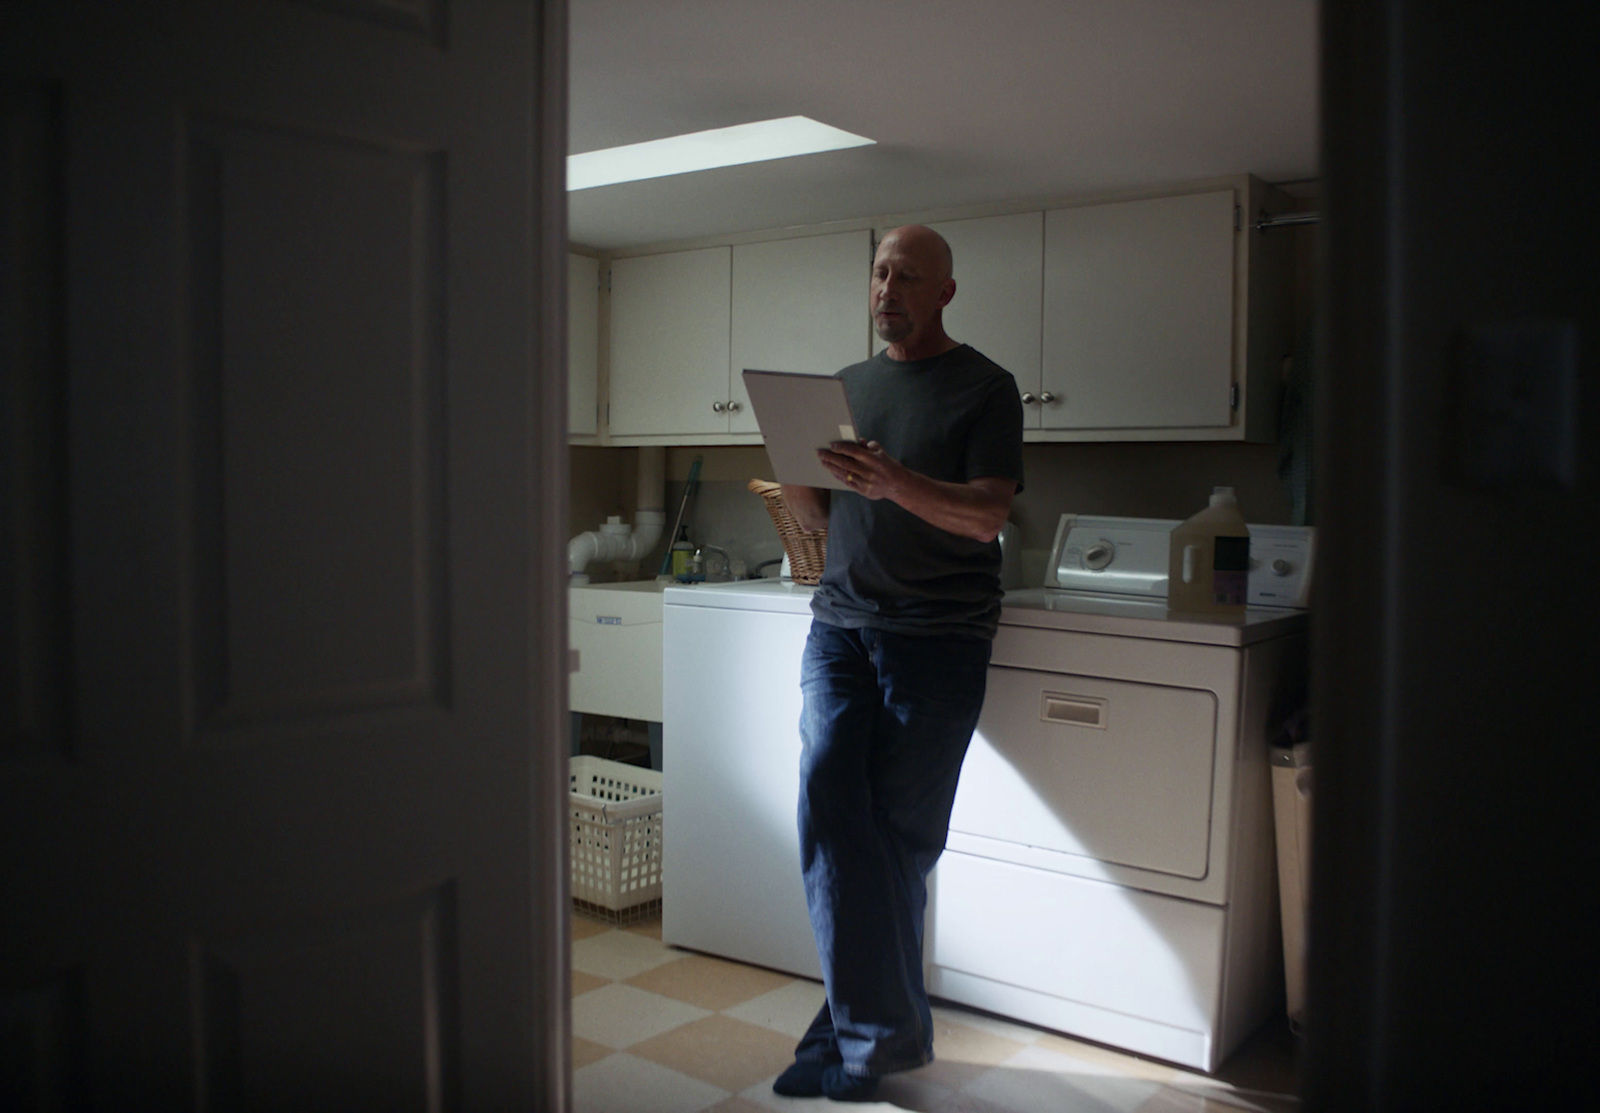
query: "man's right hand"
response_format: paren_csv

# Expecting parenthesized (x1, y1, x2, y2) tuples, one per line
(780, 484, 831, 533)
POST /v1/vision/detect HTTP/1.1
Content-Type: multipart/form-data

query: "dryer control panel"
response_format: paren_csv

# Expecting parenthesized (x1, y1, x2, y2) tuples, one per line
(1242, 524, 1315, 608)
(1045, 515, 1315, 609)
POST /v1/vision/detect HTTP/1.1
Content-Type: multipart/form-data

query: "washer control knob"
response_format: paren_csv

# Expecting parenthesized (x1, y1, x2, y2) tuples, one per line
(1271, 558, 1293, 576)
(1084, 542, 1115, 571)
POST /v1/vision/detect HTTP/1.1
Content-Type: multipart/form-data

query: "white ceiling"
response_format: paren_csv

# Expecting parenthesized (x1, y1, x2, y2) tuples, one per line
(568, 0, 1319, 252)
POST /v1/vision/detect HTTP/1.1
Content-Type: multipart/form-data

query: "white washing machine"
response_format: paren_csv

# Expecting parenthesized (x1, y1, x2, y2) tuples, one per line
(927, 515, 1313, 1071)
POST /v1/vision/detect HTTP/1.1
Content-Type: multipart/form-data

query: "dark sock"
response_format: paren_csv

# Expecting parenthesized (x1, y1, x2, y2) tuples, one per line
(772, 1059, 829, 1097)
(821, 1064, 879, 1102)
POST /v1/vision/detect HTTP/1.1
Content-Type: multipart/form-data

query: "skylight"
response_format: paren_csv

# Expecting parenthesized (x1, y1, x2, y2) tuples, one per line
(567, 116, 875, 192)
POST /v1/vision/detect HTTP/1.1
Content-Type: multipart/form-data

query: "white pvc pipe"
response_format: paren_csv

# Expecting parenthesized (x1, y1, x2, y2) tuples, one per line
(623, 508, 665, 562)
(568, 514, 661, 577)
(567, 530, 602, 577)
(567, 447, 668, 579)
(636, 446, 665, 512)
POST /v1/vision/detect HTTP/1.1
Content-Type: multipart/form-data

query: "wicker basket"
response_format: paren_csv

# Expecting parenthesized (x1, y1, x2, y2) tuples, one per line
(748, 479, 828, 585)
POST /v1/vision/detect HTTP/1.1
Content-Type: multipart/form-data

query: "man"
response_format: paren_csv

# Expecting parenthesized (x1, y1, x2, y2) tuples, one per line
(774, 224, 1024, 1102)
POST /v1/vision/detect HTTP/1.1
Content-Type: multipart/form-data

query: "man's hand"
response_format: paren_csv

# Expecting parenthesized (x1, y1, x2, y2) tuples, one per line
(779, 484, 831, 533)
(817, 440, 1015, 543)
(817, 440, 904, 503)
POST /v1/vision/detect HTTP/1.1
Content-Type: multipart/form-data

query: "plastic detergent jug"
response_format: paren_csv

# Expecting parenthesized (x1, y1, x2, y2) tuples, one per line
(1168, 487, 1251, 614)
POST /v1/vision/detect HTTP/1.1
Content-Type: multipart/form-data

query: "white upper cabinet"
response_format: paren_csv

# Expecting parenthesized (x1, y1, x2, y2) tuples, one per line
(568, 253, 600, 436)
(1042, 190, 1237, 432)
(606, 233, 870, 441)
(598, 178, 1293, 444)
(608, 246, 732, 437)
(731, 230, 873, 434)
(877, 213, 1045, 426)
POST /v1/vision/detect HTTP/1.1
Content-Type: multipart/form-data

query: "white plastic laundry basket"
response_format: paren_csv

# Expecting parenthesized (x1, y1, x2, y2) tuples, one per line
(569, 756, 663, 923)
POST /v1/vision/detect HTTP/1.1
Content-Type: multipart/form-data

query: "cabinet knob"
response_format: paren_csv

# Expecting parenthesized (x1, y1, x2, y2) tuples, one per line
(1021, 392, 1038, 405)
(726, 400, 741, 413)
(1039, 391, 1057, 404)
(711, 400, 726, 413)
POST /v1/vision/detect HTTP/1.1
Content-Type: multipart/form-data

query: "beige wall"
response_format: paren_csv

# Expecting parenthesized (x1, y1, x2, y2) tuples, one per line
(569, 445, 775, 538)
(571, 439, 1293, 585)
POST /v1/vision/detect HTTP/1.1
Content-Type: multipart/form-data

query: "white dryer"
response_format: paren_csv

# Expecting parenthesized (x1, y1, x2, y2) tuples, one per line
(926, 515, 1313, 1071)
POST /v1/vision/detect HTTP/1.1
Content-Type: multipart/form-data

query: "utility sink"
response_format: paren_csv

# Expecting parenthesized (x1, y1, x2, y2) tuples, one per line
(569, 580, 665, 722)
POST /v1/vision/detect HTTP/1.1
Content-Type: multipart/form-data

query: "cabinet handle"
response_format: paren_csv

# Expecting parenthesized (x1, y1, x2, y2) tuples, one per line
(1039, 391, 1056, 404)
(1021, 392, 1038, 405)
(726, 400, 741, 413)
(711, 400, 726, 413)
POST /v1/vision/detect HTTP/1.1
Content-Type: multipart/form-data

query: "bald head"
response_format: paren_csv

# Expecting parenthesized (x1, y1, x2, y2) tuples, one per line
(870, 225, 958, 360)
(880, 224, 953, 282)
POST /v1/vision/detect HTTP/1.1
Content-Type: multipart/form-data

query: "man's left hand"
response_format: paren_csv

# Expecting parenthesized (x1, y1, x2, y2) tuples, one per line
(818, 440, 903, 500)
(817, 439, 1016, 542)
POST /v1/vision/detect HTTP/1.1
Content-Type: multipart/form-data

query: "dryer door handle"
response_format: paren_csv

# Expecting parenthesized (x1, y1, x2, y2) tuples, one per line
(1040, 692, 1109, 730)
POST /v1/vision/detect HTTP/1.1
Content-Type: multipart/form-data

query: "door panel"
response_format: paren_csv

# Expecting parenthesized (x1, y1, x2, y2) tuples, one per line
(608, 247, 732, 436)
(731, 230, 871, 434)
(567, 253, 600, 435)
(190, 119, 451, 729)
(0, 971, 88, 1108)
(195, 886, 457, 1112)
(930, 852, 1225, 1033)
(1, 83, 71, 765)
(1043, 191, 1236, 430)
(954, 665, 1219, 879)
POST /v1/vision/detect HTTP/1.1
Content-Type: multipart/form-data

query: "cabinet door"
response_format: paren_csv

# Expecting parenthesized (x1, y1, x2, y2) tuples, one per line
(567, 253, 599, 435)
(886, 213, 1044, 427)
(731, 231, 871, 435)
(1043, 191, 1235, 430)
(609, 246, 731, 436)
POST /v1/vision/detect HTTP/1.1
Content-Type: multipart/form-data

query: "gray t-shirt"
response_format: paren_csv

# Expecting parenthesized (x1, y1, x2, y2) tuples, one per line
(809, 345, 1025, 639)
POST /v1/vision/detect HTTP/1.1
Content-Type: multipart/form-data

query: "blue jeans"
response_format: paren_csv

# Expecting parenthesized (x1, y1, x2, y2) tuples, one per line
(794, 619, 992, 1077)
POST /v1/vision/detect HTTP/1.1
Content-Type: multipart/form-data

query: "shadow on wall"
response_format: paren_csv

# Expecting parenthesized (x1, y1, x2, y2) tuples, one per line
(1010, 441, 1294, 536)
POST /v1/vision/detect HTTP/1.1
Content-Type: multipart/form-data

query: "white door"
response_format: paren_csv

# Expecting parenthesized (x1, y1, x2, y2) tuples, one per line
(1043, 190, 1237, 430)
(731, 230, 872, 433)
(1, 2, 570, 1108)
(608, 247, 732, 436)
(569, 254, 601, 436)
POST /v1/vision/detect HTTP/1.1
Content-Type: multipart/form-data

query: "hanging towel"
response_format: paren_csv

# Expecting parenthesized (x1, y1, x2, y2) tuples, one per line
(1277, 315, 1314, 526)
